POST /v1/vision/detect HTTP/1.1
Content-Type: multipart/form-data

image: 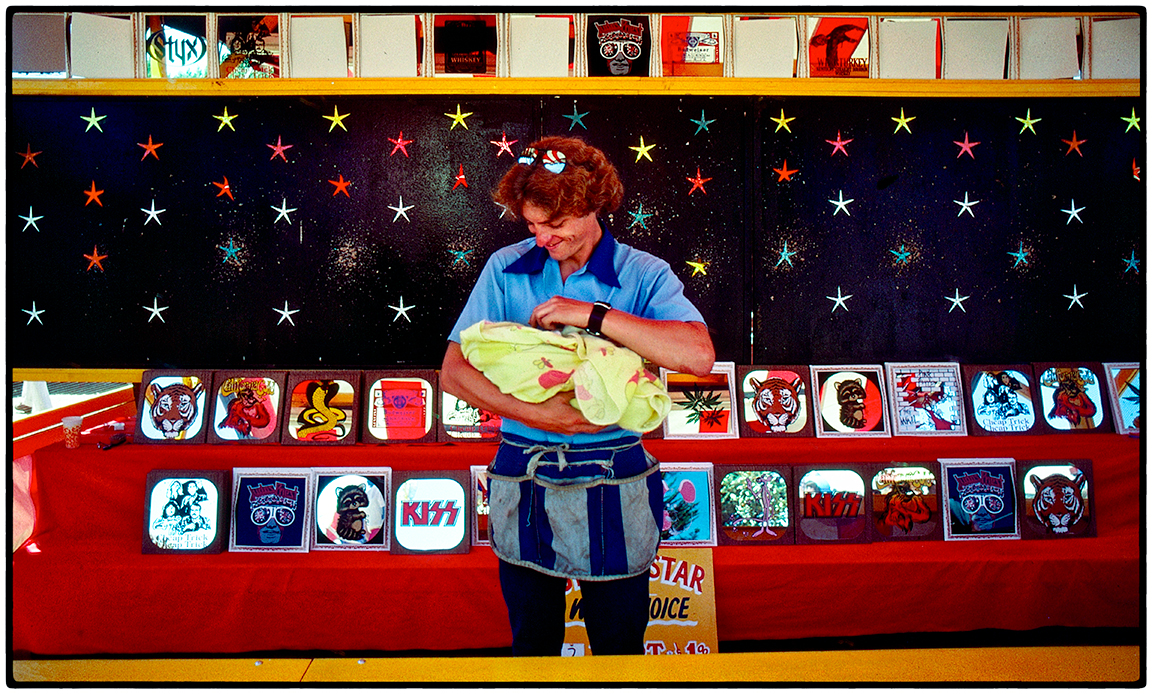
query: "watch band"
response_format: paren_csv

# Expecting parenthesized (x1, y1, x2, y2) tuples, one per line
(587, 301, 611, 336)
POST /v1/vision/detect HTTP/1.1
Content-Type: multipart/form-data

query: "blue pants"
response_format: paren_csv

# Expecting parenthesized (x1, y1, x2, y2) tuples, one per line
(498, 559, 651, 656)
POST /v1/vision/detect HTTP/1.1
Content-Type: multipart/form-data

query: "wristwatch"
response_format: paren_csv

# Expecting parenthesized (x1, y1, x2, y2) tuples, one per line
(586, 301, 612, 336)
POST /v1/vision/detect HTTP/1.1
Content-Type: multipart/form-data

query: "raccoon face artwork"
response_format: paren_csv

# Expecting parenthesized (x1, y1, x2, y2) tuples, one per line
(836, 378, 868, 429)
(334, 484, 369, 541)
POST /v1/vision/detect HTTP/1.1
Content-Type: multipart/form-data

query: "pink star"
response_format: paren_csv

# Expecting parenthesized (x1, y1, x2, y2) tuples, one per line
(389, 131, 413, 157)
(490, 131, 518, 157)
(453, 164, 468, 189)
(686, 167, 712, 195)
(953, 131, 980, 159)
(267, 135, 294, 162)
(826, 130, 853, 156)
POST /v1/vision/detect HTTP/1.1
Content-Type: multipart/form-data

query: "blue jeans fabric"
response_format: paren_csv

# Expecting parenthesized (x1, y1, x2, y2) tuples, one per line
(498, 559, 650, 656)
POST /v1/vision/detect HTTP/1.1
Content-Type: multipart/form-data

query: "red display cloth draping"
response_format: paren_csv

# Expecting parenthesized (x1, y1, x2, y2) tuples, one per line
(11, 434, 1140, 656)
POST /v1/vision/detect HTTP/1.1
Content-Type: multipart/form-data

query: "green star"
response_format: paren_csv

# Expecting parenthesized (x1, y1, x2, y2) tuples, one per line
(628, 202, 655, 229)
(690, 109, 715, 135)
(563, 105, 589, 131)
(889, 244, 912, 264)
(775, 241, 797, 268)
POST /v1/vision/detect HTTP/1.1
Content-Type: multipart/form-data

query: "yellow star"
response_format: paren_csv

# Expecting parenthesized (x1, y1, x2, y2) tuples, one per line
(444, 104, 473, 130)
(629, 136, 656, 162)
(686, 260, 708, 276)
(213, 107, 238, 132)
(323, 106, 350, 132)
(891, 107, 915, 134)
(1121, 107, 1141, 132)
(771, 109, 796, 133)
(1015, 108, 1041, 135)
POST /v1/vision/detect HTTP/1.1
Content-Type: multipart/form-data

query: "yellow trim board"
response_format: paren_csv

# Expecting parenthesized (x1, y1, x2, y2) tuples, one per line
(20, 646, 1132, 684)
(12, 658, 312, 683)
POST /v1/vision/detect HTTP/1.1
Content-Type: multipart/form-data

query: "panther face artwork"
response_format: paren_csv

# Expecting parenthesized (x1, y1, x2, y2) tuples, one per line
(149, 381, 205, 438)
(750, 376, 802, 432)
(835, 378, 868, 429)
(334, 484, 369, 542)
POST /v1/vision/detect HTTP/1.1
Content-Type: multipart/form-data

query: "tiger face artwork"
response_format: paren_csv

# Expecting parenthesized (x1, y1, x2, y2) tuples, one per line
(749, 376, 802, 432)
(149, 381, 205, 439)
(1030, 471, 1087, 535)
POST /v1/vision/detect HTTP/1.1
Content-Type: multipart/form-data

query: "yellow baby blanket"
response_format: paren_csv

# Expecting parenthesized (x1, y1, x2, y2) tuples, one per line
(459, 320, 671, 433)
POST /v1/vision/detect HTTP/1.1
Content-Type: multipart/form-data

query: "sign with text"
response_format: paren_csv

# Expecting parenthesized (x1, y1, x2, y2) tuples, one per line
(563, 547, 717, 656)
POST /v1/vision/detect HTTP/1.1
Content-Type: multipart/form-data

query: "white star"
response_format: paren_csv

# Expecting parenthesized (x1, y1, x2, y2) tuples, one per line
(389, 296, 415, 322)
(19, 206, 43, 232)
(271, 198, 297, 224)
(1063, 284, 1087, 310)
(945, 289, 970, 313)
(1061, 199, 1085, 224)
(495, 202, 510, 219)
(143, 297, 168, 323)
(828, 190, 854, 216)
(22, 301, 44, 325)
(954, 192, 980, 217)
(141, 199, 166, 226)
(826, 286, 853, 313)
(273, 301, 300, 325)
(388, 195, 414, 222)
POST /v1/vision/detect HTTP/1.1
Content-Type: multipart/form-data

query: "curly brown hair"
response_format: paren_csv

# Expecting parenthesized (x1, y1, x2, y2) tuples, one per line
(492, 136, 624, 222)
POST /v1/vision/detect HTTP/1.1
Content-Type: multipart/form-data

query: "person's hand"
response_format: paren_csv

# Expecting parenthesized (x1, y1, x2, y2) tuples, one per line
(529, 296, 593, 332)
(520, 392, 605, 436)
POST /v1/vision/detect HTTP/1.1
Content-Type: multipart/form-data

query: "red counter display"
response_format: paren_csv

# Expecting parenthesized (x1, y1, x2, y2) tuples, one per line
(12, 435, 1139, 656)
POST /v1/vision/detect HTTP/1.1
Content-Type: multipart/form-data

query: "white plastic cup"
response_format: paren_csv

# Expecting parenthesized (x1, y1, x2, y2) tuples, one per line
(62, 416, 83, 449)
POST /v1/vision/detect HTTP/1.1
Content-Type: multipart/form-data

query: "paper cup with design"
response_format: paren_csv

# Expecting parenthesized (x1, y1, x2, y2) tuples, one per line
(62, 415, 83, 448)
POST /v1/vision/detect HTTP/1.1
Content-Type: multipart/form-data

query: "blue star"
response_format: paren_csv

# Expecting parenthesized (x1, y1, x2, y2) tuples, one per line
(563, 105, 589, 131)
(218, 238, 241, 264)
(889, 244, 911, 264)
(775, 241, 797, 268)
(1122, 250, 1140, 273)
(1008, 242, 1030, 267)
(690, 109, 715, 135)
(628, 203, 655, 229)
(449, 248, 473, 267)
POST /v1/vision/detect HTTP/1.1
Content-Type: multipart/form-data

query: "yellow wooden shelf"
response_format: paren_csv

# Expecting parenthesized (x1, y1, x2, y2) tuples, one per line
(10, 77, 1140, 98)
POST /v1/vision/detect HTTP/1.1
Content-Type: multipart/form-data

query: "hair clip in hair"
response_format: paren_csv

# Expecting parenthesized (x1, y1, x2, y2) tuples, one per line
(541, 150, 567, 174)
(517, 147, 538, 166)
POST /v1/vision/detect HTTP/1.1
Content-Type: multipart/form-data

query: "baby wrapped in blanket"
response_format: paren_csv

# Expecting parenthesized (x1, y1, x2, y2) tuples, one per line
(458, 320, 671, 433)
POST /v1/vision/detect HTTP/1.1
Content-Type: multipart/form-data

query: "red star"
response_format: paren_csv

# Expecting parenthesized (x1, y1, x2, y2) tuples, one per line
(137, 135, 163, 160)
(83, 245, 107, 271)
(329, 174, 351, 197)
(1133, 159, 1141, 181)
(453, 164, 468, 189)
(16, 143, 41, 169)
(83, 181, 104, 206)
(490, 131, 518, 157)
(389, 131, 413, 157)
(826, 130, 853, 156)
(953, 131, 980, 159)
(267, 135, 294, 162)
(773, 159, 798, 182)
(1062, 131, 1087, 157)
(686, 167, 712, 195)
(213, 176, 234, 200)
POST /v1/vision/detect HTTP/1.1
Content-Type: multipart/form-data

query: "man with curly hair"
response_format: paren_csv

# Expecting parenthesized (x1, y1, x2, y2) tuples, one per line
(441, 136, 714, 656)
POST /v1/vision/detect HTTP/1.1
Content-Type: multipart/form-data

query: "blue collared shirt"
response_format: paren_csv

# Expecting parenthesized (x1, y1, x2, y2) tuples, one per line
(448, 221, 705, 444)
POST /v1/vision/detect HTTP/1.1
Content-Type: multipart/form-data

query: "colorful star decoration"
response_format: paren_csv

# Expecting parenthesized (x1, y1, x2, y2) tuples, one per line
(954, 132, 980, 159)
(829, 190, 854, 216)
(686, 168, 712, 195)
(388, 195, 414, 222)
(826, 286, 852, 313)
(453, 165, 468, 189)
(267, 135, 294, 162)
(1133, 159, 1141, 181)
(274, 301, 299, 326)
(22, 301, 45, 325)
(272, 198, 296, 224)
(143, 297, 169, 323)
(213, 177, 233, 200)
(444, 104, 472, 130)
(137, 135, 163, 161)
(84, 245, 108, 272)
(630, 136, 656, 162)
(141, 200, 166, 226)
(1063, 284, 1087, 310)
(563, 105, 589, 131)
(826, 131, 853, 157)
(945, 289, 970, 313)
(891, 108, 915, 134)
(1015, 108, 1041, 135)
(389, 297, 415, 322)
(218, 238, 241, 264)
(628, 203, 655, 229)
(329, 174, 352, 197)
(1061, 131, 1086, 157)
(1061, 199, 1085, 224)
(1008, 242, 1030, 267)
(490, 132, 517, 157)
(686, 260, 708, 277)
(890, 245, 912, 264)
(83, 181, 104, 207)
(389, 131, 413, 157)
(81, 108, 106, 132)
(773, 160, 798, 182)
(954, 192, 980, 217)
(16, 144, 41, 169)
(449, 249, 474, 267)
(323, 106, 350, 132)
(19, 206, 43, 232)
(214, 107, 239, 132)
(770, 109, 795, 133)
(1121, 108, 1140, 132)
(1122, 251, 1140, 273)
(691, 109, 716, 135)
(775, 241, 798, 268)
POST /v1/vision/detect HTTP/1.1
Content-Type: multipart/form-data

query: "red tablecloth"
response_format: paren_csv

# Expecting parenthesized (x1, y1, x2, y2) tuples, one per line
(11, 435, 1140, 656)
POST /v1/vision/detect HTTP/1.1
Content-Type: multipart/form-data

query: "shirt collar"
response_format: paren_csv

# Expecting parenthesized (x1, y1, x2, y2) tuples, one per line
(503, 219, 621, 288)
